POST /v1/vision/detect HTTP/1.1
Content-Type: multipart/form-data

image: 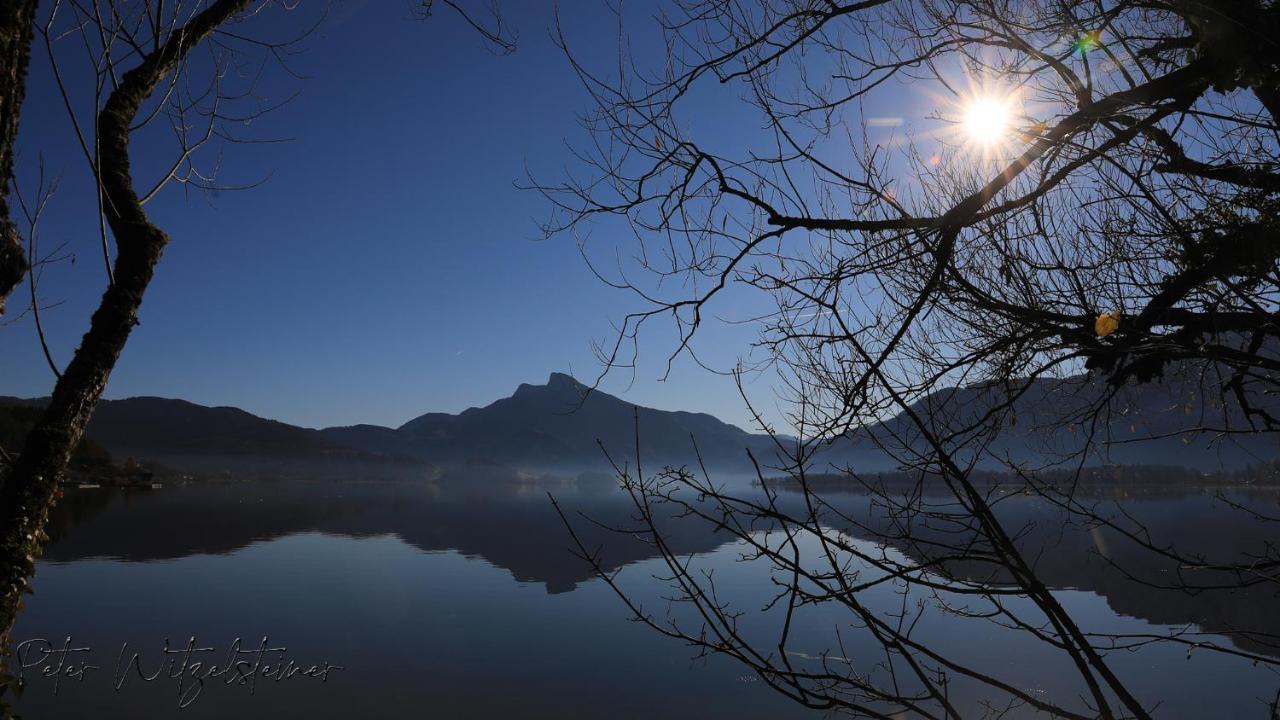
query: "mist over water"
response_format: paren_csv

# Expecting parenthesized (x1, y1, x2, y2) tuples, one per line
(12, 478, 1280, 718)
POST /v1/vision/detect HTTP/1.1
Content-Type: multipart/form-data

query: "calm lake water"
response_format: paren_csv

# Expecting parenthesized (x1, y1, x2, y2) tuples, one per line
(10, 478, 1280, 718)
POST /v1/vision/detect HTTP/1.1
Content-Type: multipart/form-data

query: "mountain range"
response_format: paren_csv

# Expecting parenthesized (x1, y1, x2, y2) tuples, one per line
(2, 369, 1276, 478)
(322, 372, 780, 470)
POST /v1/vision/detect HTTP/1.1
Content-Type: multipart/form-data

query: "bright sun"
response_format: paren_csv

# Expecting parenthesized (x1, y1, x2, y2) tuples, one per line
(964, 97, 1011, 144)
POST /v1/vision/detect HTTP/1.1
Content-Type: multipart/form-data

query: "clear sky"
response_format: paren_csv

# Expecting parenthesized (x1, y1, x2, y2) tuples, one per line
(1, 1, 795, 431)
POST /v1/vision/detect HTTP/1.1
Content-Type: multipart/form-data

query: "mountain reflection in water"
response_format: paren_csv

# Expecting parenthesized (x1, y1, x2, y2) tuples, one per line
(41, 479, 721, 595)
(13, 477, 1280, 718)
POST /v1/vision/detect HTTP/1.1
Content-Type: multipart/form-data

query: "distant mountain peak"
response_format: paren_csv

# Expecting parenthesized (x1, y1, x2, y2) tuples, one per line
(511, 372, 590, 403)
(547, 372, 583, 388)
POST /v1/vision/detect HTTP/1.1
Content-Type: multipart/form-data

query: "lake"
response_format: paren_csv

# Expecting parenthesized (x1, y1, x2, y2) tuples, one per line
(9, 478, 1280, 718)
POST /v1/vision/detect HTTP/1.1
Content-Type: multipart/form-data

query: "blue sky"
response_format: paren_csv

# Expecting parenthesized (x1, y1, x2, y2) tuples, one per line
(1, 1, 796, 431)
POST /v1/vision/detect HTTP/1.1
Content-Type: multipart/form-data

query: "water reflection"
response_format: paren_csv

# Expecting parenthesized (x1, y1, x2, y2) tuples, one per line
(14, 477, 1279, 718)
(41, 479, 1280, 657)
(41, 479, 730, 594)
(789, 486, 1280, 660)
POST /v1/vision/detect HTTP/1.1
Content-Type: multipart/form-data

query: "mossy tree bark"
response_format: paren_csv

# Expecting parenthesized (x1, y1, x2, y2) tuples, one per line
(0, 0, 37, 316)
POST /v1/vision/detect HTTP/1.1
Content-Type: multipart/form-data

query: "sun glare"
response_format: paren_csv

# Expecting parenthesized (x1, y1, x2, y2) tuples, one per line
(964, 97, 1011, 145)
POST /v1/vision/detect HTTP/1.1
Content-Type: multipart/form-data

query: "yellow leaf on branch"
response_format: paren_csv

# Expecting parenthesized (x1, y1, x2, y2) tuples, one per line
(1095, 311, 1121, 337)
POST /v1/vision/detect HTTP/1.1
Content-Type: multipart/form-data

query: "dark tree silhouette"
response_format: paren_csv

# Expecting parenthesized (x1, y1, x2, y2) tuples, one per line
(542, 1, 1280, 717)
(0, 0, 514, 680)
(0, 1, 38, 315)
(0, 0, 262, 664)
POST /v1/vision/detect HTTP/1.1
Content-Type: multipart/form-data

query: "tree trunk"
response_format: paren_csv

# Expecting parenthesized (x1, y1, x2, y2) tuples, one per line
(0, 0, 252, 663)
(0, 0, 37, 315)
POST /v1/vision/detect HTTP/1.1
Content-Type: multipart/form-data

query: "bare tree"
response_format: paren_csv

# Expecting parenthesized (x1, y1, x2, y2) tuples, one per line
(0, 0, 264, 664)
(542, 1, 1279, 717)
(0, 0, 514, 675)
